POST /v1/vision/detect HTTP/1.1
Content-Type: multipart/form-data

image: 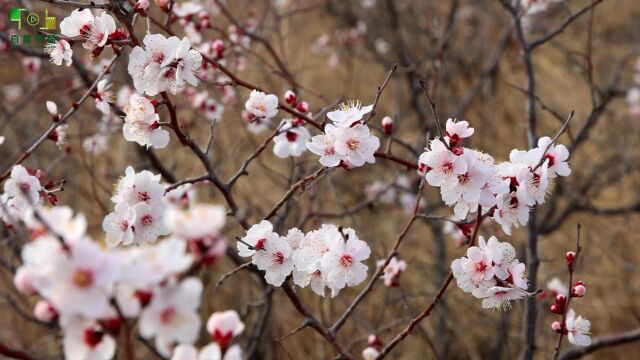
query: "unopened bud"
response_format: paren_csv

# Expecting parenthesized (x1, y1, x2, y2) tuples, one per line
(381, 116, 393, 135)
(46, 101, 58, 116)
(565, 251, 576, 266)
(284, 90, 296, 105)
(551, 321, 563, 333)
(296, 101, 309, 113)
(34, 300, 58, 322)
(572, 284, 586, 297)
(550, 303, 564, 315)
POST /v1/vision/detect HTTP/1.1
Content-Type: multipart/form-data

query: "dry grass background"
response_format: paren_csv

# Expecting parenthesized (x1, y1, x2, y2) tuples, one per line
(0, 0, 640, 359)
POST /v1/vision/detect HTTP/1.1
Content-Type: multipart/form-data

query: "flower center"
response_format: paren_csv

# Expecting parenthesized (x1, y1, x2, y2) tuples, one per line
(119, 220, 129, 231)
(254, 238, 266, 250)
(441, 161, 454, 173)
(544, 153, 555, 167)
(324, 146, 335, 156)
(346, 138, 359, 151)
(83, 328, 104, 348)
(285, 131, 298, 142)
(138, 191, 150, 202)
(72, 269, 94, 288)
(339, 254, 354, 267)
(474, 261, 487, 274)
(141, 214, 153, 226)
(273, 251, 285, 265)
(160, 306, 176, 324)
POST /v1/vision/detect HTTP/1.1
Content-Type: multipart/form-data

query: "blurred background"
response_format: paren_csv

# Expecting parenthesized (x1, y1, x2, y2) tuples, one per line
(1, 0, 639, 359)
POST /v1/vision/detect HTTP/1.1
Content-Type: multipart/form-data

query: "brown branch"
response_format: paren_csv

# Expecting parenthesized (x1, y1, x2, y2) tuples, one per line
(330, 181, 424, 335)
(0, 55, 119, 182)
(559, 327, 640, 360)
(376, 206, 484, 359)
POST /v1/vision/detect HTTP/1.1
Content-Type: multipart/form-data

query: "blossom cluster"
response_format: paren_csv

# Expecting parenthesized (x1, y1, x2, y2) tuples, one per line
(306, 101, 381, 168)
(102, 166, 170, 246)
(238, 221, 371, 297)
(128, 34, 203, 95)
(0, 165, 43, 224)
(419, 118, 571, 235)
(0, 162, 244, 359)
(451, 236, 529, 310)
(122, 93, 171, 148)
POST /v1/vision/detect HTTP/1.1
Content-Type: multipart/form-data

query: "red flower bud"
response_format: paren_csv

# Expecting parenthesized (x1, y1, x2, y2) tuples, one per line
(565, 251, 576, 266)
(555, 294, 567, 305)
(572, 284, 586, 297)
(381, 116, 393, 135)
(550, 303, 564, 314)
(284, 90, 296, 105)
(296, 101, 309, 113)
(551, 321, 564, 333)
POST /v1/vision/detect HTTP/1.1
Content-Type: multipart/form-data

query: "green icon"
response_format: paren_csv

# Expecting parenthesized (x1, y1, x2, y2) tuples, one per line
(10, 8, 26, 30)
(25, 12, 39, 26)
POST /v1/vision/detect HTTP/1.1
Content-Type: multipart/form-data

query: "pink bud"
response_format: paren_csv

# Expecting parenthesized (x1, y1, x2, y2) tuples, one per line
(565, 251, 576, 266)
(34, 300, 58, 322)
(212, 40, 225, 58)
(572, 284, 586, 297)
(381, 116, 393, 135)
(551, 321, 563, 333)
(367, 334, 382, 347)
(550, 303, 564, 315)
(284, 90, 296, 105)
(555, 294, 567, 305)
(46, 101, 58, 115)
(296, 101, 309, 113)
(14, 268, 36, 295)
(134, 0, 149, 12)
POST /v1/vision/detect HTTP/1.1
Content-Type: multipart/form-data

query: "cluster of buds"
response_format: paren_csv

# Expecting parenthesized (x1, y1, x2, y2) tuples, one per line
(550, 293, 567, 315)
(362, 334, 383, 360)
(283, 90, 309, 125)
